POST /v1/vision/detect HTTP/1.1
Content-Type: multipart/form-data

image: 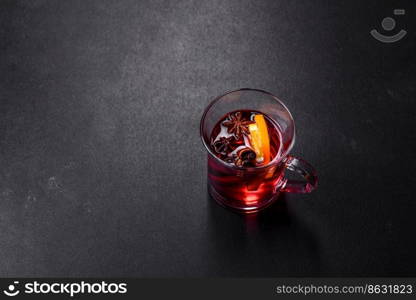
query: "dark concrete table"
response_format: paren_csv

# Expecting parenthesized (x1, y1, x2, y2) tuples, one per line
(1, 0, 415, 276)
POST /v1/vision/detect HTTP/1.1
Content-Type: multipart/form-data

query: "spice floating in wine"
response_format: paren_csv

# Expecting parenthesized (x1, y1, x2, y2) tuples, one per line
(210, 110, 282, 167)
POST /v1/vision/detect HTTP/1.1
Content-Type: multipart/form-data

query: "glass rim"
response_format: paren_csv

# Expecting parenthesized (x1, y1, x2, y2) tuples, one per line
(200, 88, 296, 170)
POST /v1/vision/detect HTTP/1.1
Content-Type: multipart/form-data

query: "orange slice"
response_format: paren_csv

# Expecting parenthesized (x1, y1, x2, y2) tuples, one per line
(248, 114, 271, 165)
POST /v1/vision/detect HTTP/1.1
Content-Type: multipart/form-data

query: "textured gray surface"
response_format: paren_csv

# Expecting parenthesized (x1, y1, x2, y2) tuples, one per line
(0, 0, 415, 276)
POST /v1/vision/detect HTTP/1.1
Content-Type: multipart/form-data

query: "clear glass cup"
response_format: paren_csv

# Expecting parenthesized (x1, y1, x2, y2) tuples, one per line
(200, 88, 317, 213)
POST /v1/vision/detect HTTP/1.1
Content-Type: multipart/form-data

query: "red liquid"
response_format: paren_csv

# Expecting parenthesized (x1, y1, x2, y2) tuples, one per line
(208, 110, 286, 212)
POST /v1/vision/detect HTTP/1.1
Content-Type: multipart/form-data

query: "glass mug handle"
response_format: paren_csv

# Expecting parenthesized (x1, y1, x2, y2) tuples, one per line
(280, 156, 318, 193)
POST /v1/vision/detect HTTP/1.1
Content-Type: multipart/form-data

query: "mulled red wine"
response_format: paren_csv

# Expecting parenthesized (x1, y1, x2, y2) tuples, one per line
(208, 110, 285, 212)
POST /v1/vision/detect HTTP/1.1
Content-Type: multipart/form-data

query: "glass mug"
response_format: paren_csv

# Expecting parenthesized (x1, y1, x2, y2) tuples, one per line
(200, 88, 317, 213)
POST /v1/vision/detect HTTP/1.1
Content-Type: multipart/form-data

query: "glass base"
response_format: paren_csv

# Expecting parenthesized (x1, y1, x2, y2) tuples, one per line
(208, 184, 280, 214)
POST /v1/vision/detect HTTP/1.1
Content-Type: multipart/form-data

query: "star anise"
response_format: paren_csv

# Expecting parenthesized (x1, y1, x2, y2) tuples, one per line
(222, 112, 254, 139)
(212, 136, 236, 155)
